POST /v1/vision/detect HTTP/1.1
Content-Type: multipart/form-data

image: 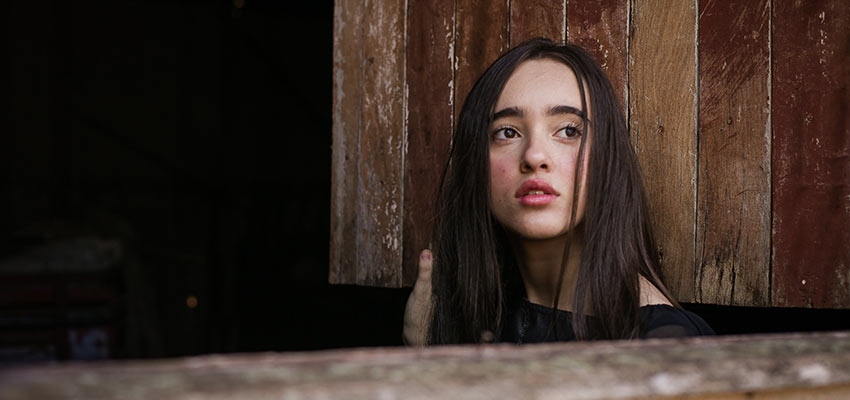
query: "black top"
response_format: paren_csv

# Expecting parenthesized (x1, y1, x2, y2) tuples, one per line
(499, 298, 715, 343)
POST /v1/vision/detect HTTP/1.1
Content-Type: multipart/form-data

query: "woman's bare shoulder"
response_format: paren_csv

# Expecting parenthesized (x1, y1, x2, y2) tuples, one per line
(639, 275, 673, 307)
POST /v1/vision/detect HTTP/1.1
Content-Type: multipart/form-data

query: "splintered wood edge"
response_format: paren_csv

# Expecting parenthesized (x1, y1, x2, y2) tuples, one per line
(3, 331, 850, 399)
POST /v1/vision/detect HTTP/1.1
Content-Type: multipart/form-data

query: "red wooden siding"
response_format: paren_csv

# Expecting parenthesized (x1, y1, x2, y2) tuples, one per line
(567, 0, 628, 111)
(509, 0, 566, 46)
(404, 0, 455, 284)
(454, 0, 509, 121)
(772, 0, 850, 308)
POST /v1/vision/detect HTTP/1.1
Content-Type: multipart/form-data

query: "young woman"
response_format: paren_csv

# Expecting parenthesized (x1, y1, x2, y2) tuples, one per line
(403, 38, 713, 345)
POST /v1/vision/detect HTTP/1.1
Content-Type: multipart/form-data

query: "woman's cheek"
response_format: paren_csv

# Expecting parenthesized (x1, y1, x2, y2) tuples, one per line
(489, 159, 512, 193)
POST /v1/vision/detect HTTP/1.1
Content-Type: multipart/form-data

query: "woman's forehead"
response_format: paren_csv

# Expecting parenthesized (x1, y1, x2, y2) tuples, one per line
(494, 59, 583, 114)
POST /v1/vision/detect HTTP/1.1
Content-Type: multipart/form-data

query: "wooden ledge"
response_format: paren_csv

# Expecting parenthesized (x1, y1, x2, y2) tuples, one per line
(2, 331, 850, 399)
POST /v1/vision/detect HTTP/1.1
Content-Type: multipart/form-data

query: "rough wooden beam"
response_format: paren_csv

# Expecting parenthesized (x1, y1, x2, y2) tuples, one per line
(4, 332, 850, 399)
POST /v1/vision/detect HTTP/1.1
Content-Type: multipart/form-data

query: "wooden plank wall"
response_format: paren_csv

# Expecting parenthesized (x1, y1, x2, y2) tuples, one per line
(331, 0, 850, 309)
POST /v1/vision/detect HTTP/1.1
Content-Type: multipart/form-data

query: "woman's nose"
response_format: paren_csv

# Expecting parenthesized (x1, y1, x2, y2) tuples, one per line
(520, 136, 551, 173)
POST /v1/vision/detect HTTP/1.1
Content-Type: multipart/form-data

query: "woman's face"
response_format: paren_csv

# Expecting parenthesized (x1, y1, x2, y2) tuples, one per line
(488, 59, 589, 240)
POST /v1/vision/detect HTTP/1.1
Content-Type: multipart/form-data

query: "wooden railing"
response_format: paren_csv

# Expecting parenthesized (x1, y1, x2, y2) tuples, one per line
(3, 331, 850, 399)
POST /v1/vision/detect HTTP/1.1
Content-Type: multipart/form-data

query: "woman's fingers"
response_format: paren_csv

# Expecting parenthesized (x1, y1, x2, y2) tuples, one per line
(403, 249, 434, 345)
(418, 249, 433, 278)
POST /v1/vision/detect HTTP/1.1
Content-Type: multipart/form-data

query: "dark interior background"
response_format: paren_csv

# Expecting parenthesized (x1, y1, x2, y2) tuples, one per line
(4, 0, 849, 363)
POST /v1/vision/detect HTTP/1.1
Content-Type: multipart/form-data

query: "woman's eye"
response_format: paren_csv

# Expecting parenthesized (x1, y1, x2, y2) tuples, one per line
(556, 125, 581, 139)
(493, 127, 520, 140)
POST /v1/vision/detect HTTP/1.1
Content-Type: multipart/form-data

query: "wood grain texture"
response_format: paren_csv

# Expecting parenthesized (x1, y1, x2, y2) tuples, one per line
(330, 0, 363, 284)
(403, 0, 455, 286)
(509, 0, 566, 46)
(772, 0, 850, 308)
(454, 0, 508, 120)
(356, 0, 406, 286)
(695, 0, 771, 306)
(331, 0, 406, 287)
(629, 0, 697, 303)
(5, 332, 850, 399)
(567, 0, 628, 111)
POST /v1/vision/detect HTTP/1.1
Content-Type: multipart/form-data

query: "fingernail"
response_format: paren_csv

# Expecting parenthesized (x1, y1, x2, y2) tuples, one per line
(421, 250, 431, 261)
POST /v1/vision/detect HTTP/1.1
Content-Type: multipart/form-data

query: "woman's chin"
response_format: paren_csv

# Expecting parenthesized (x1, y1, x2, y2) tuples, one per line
(508, 226, 571, 241)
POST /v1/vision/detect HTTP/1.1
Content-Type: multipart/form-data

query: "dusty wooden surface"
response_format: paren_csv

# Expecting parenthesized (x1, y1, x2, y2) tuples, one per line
(509, 0, 565, 46)
(567, 0, 628, 112)
(628, 0, 698, 303)
(403, 0, 454, 286)
(4, 331, 850, 399)
(696, 0, 771, 306)
(771, 0, 850, 308)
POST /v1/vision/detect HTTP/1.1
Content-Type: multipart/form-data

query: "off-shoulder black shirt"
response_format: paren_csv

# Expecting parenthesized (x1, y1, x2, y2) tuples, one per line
(499, 298, 715, 343)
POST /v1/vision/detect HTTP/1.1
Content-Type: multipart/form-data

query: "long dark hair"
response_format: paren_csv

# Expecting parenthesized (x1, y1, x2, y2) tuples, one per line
(428, 38, 678, 344)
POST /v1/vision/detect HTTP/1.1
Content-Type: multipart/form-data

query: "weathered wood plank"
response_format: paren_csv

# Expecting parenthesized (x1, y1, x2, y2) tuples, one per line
(454, 0, 508, 120)
(330, 0, 363, 284)
(695, 0, 771, 306)
(355, 0, 407, 286)
(772, 0, 850, 308)
(4, 332, 850, 399)
(567, 0, 628, 111)
(629, 0, 698, 302)
(403, 0, 455, 286)
(331, 0, 407, 287)
(509, 0, 565, 46)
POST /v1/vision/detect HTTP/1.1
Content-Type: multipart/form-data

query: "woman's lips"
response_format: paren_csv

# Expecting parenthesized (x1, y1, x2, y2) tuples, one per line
(515, 179, 559, 206)
(519, 193, 557, 206)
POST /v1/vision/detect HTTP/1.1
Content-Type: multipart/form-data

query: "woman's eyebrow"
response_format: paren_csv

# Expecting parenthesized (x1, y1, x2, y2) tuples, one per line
(491, 106, 523, 121)
(547, 104, 584, 117)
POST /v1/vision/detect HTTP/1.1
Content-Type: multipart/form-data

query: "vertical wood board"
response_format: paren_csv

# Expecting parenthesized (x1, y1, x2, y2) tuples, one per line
(629, 0, 698, 302)
(696, 0, 771, 306)
(403, 0, 455, 286)
(356, 0, 406, 286)
(567, 0, 628, 113)
(772, 0, 850, 308)
(509, 0, 566, 46)
(454, 0, 509, 121)
(331, 0, 407, 287)
(330, 0, 363, 284)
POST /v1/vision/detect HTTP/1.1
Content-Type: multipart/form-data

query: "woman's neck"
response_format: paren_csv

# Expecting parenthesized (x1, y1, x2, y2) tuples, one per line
(512, 230, 584, 312)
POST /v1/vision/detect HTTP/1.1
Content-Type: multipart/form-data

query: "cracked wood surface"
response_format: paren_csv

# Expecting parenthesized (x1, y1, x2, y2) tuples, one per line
(3, 331, 850, 399)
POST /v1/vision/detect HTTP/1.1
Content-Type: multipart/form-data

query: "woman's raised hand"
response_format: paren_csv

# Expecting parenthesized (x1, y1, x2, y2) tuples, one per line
(402, 249, 433, 345)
